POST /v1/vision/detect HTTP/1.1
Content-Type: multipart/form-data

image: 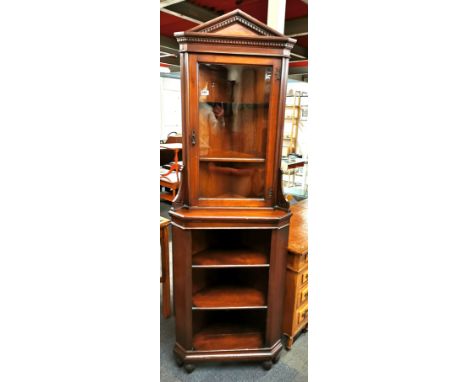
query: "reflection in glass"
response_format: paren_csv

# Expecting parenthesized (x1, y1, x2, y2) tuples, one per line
(198, 63, 272, 159)
(199, 162, 265, 199)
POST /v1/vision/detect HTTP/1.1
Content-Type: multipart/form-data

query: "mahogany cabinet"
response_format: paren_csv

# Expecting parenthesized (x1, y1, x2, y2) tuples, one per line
(169, 9, 296, 373)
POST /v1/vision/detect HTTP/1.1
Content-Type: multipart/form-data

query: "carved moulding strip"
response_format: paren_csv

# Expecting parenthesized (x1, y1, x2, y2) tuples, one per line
(198, 15, 273, 36)
(176, 36, 294, 50)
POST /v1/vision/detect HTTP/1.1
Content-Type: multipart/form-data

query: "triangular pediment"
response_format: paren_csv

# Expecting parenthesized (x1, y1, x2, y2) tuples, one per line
(188, 9, 285, 37)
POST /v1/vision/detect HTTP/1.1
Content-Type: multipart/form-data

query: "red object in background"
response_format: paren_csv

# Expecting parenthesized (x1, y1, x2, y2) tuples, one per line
(290, 60, 308, 68)
(160, 0, 308, 37)
(160, 12, 198, 36)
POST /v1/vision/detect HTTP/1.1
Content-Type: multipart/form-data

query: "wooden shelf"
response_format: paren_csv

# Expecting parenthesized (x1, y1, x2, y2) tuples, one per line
(193, 285, 267, 309)
(199, 157, 265, 163)
(199, 101, 268, 106)
(193, 248, 269, 268)
(193, 323, 264, 350)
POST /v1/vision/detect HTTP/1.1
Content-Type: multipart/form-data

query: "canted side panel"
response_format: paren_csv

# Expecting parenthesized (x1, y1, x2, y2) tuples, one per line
(264, 59, 282, 207)
(187, 54, 199, 207)
(273, 57, 290, 205)
(265, 225, 290, 346)
(173, 52, 190, 208)
(172, 225, 193, 350)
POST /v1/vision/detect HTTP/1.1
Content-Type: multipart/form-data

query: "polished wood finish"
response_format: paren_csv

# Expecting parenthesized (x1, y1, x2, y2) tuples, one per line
(193, 286, 266, 308)
(160, 217, 171, 318)
(286, 199, 308, 257)
(282, 200, 308, 349)
(170, 9, 295, 372)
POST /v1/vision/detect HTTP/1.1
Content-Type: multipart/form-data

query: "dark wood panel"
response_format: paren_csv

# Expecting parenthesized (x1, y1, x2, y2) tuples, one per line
(265, 225, 289, 347)
(172, 225, 193, 349)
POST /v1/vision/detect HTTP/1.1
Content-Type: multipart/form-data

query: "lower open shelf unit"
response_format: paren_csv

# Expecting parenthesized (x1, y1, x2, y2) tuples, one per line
(170, 215, 291, 373)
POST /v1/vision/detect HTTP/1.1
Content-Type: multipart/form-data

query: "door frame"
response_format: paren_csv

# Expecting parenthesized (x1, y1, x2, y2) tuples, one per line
(187, 53, 282, 208)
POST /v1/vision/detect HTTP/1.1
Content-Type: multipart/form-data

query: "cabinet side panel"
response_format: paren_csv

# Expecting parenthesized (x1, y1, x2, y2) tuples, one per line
(188, 54, 199, 206)
(181, 53, 193, 206)
(172, 225, 192, 349)
(273, 57, 290, 204)
(265, 225, 289, 346)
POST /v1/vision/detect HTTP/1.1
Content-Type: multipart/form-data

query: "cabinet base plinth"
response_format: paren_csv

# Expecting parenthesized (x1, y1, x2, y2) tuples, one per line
(173, 340, 282, 367)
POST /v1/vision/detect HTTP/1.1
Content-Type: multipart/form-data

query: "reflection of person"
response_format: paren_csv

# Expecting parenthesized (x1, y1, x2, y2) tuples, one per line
(199, 102, 225, 156)
(212, 103, 224, 120)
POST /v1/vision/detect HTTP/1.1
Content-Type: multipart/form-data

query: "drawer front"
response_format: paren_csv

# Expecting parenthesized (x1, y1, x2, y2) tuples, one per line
(298, 252, 308, 269)
(296, 304, 308, 326)
(296, 285, 308, 307)
(298, 267, 308, 288)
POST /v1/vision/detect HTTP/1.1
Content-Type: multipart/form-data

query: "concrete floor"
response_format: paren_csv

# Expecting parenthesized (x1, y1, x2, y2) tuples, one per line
(160, 201, 308, 381)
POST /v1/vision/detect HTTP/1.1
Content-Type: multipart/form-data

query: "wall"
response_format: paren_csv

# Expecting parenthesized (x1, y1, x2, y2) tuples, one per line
(159, 77, 182, 141)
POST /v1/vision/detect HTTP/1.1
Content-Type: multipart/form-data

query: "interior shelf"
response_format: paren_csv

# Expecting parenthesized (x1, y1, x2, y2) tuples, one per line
(192, 310, 266, 351)
(193, 324, 264, 351)
(193, 248, 269, 268)
(193, 285, 267, 309)
(201, 194, 264, 199)
(199, 157, 265, 163)
(199, 101, 268, 107)
(192, 268, 268, 311)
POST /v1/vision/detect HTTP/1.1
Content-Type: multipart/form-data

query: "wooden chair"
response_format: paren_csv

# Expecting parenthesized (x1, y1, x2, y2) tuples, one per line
(160, 168, 180, 202)
(160, 143, 182, 202)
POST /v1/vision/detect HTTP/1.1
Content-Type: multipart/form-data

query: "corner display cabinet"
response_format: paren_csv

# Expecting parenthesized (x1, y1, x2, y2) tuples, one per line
(169, 9, 296, 373)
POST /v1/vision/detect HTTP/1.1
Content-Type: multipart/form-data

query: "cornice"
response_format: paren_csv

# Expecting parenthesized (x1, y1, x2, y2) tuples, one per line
(175, 35, 295, 50)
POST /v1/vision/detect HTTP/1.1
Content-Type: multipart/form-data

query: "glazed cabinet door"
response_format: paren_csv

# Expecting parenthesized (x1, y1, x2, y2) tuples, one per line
(187, 54, 282, 207)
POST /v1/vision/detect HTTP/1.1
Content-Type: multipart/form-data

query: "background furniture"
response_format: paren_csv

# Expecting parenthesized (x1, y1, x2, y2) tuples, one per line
(282, 199, 308, 349)
(160, 143, 183, 202)
(282, 92, 301, 157)
(160, 216, 171, 318)
(165, 133, 183, 144)
(282, 156, 306, 188)
(169, 9, 296, 373)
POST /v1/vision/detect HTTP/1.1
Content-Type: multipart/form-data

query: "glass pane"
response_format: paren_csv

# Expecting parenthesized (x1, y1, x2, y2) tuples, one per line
(198, 63, 272, 159)
(199, 162, 265, 199)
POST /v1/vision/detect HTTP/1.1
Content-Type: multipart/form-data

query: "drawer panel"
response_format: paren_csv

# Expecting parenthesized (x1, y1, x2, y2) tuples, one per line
(296, 304, 308, 326)
(296, 285, 308, 307)
(298, 268, 308, 288)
